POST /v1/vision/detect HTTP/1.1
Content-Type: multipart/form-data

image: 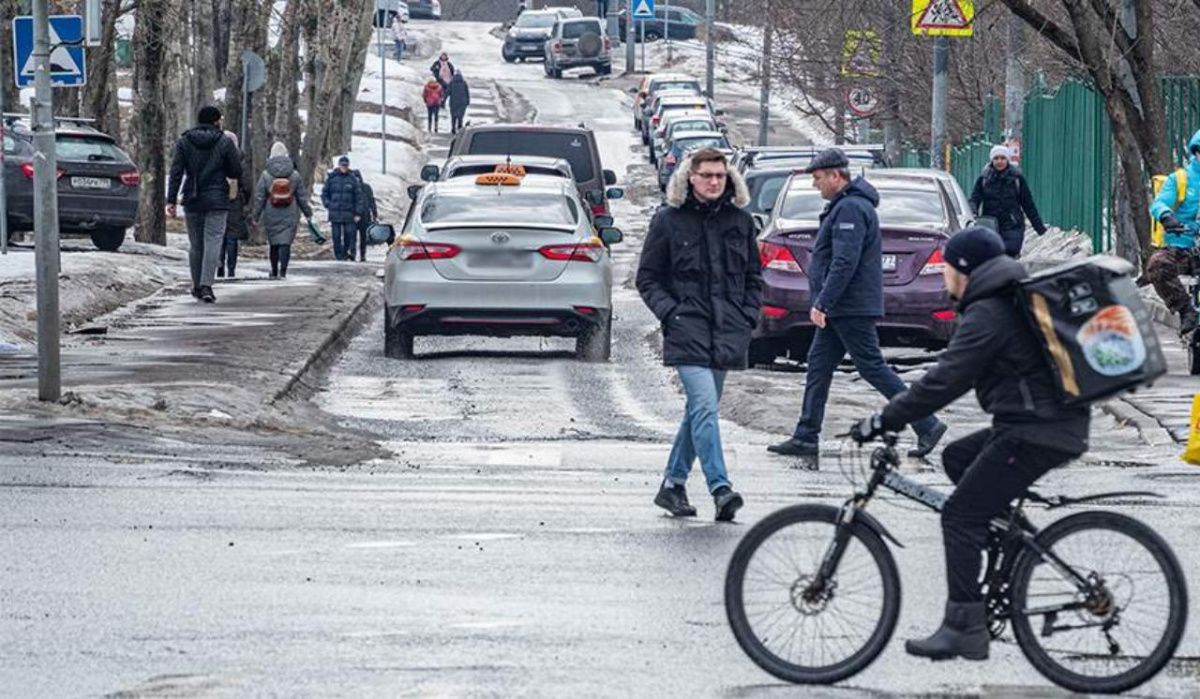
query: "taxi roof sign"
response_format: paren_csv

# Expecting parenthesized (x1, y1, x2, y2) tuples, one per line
(476, 172, 523, 186)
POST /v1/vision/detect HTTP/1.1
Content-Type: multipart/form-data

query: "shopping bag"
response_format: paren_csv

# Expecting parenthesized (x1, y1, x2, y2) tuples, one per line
(1182, 393, 1200, 465)
(366, 223, 394, 246)
(307, 219, 326, 245)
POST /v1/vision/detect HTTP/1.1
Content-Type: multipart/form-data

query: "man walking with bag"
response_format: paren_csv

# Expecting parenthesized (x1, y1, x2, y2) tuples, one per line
(166, 106, 243, 303)
(322, 156, 362, 262)
(768, 149, 947, 462)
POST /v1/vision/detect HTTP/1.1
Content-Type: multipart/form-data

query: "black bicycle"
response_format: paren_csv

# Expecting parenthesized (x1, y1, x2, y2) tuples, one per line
(724, 433, 1188, 694)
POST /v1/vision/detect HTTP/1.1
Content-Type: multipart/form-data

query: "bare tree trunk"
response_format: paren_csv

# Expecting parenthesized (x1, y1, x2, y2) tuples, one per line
(327, 9, 375, 158)
(1003, 13, 1025, 141)
(133, 0, 171, 246)
(213, 0, 233, 77)
(0, 0, 20, 113)
(270, 0, 304, 158)
(191, 0, 217, 117)
(83, 0, 123, 138)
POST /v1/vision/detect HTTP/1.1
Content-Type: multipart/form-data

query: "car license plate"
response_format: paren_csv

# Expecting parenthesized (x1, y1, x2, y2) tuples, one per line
(71, 176, 110, 190)
(480, 252, 531, 269)
(881, 255, 898, 272)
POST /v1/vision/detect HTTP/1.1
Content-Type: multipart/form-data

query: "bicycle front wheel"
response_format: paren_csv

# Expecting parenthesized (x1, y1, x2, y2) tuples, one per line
(724, 504, 900, 684)
(1010, 510, 1188, 694)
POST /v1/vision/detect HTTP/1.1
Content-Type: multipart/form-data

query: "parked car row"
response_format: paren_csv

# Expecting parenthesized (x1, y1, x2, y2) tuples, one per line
(629, 73, 730, 191)
(388, 123, 625, 361)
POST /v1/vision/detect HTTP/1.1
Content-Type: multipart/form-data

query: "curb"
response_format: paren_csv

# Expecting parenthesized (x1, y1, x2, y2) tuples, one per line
(271, 287, 381, 404)
(1098, 398, 1177, 447)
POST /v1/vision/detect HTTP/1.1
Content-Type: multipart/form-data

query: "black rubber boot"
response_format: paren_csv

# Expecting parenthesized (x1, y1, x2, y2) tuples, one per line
(654, 482, 696, 517)
(1179, 308, 1198, 337)
(713, 486, 744, 522)
(905, 601, 990, 661)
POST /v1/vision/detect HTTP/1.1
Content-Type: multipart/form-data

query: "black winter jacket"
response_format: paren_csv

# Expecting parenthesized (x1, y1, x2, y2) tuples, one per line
(224, 168, 254, 240)
(167, 125, 243, 212)
(881, 256, 1090, 453)
(448, 73, 471, 118)
(969, 164, 1046, 256)
(356, 179, 378, 221)
(808, 177, 884, 318)
(321, 169, 362, 224)
(637, 179, 763, 370)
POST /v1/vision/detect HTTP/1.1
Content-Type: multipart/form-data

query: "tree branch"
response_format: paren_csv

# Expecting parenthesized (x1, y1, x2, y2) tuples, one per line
(994, 0, 1082, 62)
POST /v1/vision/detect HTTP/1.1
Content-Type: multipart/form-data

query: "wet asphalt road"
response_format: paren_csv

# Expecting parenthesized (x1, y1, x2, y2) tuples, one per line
(3, 20, 1200, 697)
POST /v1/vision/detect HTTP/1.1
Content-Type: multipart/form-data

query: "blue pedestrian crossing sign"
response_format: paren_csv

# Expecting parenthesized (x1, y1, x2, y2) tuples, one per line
(12, 15, 87, 89)
(632, 0, 655, 20)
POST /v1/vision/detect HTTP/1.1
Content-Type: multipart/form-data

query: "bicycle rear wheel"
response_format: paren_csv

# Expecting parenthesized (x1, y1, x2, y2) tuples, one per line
(724, 504, 900, 684)
(1010, 511, 1188, 694)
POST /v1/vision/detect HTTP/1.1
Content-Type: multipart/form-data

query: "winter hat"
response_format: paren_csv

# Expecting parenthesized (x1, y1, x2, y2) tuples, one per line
(944, 226, 1006, 275)
(270, 141, 289, 158)
(338, 155, 351, 166)
(989, 144, 1011, 160)
(198, 105, 222, 125)
(223, 130, 239, 149)
(803, 148, 850, 174)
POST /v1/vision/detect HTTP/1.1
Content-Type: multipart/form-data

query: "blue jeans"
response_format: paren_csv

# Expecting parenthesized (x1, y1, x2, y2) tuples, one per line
(394, 40, 404, 61)
(331, 222, 356, 260)
(665, 366, 732, 493)
(793, 316, 940, 443)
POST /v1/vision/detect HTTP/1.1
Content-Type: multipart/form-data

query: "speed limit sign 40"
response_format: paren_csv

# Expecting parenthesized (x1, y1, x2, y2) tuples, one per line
(847, 87, 879, 117)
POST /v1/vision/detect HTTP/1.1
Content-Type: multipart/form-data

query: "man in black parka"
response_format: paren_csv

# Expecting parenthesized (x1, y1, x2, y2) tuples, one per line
(637, 148, 762, 522)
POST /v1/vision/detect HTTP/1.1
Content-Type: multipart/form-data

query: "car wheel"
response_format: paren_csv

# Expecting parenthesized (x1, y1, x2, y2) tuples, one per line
(644, 30, 662, 42)
(384, 313, 416, 360)
(90, 227, 125, 252)
(597, 63, 612, 76)
(576, 310, 612, 362)
(503, 51, 515, 63)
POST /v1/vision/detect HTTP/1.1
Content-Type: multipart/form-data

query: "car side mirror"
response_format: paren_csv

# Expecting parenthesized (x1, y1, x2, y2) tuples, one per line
(716, 122, 727, 131)
(599, 227, 624, 245)
(584, 190, 603, 206)
(714, 108, 726, 116)
(593, 214, 615, 228)
(628, 87, 639, 94)
(407, 184, 423, 201)
(605, 187, 624, 200)
(603, 169, 617, 186)
(420, 164, 439, 182)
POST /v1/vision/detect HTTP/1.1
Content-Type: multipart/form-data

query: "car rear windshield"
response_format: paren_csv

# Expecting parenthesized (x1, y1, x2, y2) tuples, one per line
(466, 131, 596, 183)
(448, 164, 568, 179)
(562, 20, 602, 38)
(421, 191, 579, 226)
(670, 120, 714, 134)
(516, 13, 557, 27)
(675, 137, 727, 152)
(56, 136, 130, 163)
(653, 81, 700, 94)
(746, 171, 791, 215)
(779, 186, 946, 227)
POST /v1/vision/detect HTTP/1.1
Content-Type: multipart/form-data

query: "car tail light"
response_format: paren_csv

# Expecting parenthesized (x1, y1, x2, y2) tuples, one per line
(119, 170, 141, 187)
(758, 241, 802, 273)
(591, 201, 608, 216)
(20, 163, 65, 180)
(574, 306, 597, 315)
(402, 305, 426, 312)
(920, 248, 947, 275)
(664, 153, 677, 167)
(762, 305, 788, 319)
(552, 41, 563, 53)
(932, 310, 958, 321)
(604, 37, 612, 51)
(396, 239, 460, 261)
(540, 241, 604, 263)
(651, 115, 661, 125)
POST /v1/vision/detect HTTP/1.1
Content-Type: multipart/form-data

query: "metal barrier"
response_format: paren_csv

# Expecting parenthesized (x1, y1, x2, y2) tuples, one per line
(950, 133, 996, 199)
(1162, 76, 1200, 166)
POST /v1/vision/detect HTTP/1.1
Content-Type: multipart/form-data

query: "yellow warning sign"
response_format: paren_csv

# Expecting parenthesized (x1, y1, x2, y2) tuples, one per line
(911, 0, 974, 38)
(841, 30, 881, 78)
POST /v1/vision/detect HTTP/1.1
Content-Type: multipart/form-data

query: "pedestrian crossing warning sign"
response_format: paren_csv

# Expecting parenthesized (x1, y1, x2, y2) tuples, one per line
(911, 0, 974, 37)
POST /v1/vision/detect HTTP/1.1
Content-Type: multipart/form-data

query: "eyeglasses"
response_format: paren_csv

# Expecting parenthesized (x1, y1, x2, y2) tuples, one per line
(692, 172, 727, 181)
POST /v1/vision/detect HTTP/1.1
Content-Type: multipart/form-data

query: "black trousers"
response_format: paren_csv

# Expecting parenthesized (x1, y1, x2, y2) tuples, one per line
(219, 235, 239, 277)
(940, 429, 1077, 603)
(356, 220, 370, 260)
(269, 244, 292, 278)
(426, 105, 440, 132)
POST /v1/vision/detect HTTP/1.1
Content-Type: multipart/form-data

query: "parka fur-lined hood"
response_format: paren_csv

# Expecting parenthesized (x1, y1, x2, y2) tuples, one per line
(665, 152, 751, 209)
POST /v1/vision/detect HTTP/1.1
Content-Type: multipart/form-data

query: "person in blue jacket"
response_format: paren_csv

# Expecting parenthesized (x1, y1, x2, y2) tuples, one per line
(768, 149, 947, 462)
(321, 156, 362, 261)
(1148, 129, 1200, 336)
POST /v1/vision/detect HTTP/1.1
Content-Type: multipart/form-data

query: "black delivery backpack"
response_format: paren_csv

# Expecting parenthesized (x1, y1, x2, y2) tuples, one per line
(1015, 255, 1167, 406)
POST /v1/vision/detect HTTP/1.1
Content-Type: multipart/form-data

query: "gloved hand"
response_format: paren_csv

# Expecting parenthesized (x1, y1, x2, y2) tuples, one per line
(1161, 212, 1186, 232)
(1034, 224, 1048, 236)
(850, 414, 884, 445)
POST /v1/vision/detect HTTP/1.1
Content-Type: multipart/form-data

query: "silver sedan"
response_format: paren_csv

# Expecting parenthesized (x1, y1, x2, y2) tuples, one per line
(383, 173, 623, 361)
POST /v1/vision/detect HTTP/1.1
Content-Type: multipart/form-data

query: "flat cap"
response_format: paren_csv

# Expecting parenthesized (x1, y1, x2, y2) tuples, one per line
(803, 148, 850, 174)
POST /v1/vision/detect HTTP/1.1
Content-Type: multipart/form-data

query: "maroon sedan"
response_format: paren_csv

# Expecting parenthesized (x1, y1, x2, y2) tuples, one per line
(750, 169, 973, 364)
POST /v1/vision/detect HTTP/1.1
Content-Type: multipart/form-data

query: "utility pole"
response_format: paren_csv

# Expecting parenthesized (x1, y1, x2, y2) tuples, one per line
(756, 2, 771, 147)
(1, 83, 8, 256)
(704, 0, 715, 98)
(32, 0, 61, 402)
(625, 0, 635, 73)
(930, 36, 949, 171)
(1004, 13, 1024, 143)
(665, 1, 671, 64)
(380, 26, 387, 175)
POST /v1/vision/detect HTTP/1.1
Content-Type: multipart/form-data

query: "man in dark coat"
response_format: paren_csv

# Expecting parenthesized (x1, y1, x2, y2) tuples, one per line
(637, 148, 762, 522)
(447, 72, 471, 135)
(768, 149, 946, 461)
(353, 171, 379, 262)
(851, 226, 1090, 662)
(166, 105, 243, 303)
(969, 145, 1047, 257)
(321, 156, 362, 261)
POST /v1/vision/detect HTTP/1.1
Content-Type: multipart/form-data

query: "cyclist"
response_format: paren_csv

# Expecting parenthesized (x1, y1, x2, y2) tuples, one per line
(1148, 129, 1200, 337)
(852, 226, 1090, 661)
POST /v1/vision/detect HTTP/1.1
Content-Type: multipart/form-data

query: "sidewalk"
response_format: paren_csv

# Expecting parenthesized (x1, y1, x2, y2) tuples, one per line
(1116, 325, 1195, 444)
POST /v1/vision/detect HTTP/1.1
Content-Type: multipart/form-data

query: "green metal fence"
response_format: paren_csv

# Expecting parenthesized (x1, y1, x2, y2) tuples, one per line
(1162, 76, 1200, 166)
(900, 147, 930, 168)
(950, 133, 997, 199)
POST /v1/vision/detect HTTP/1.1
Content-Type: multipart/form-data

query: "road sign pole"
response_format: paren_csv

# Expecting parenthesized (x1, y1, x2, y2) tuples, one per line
(665, 1, 671, 64)
(31, 0, 61, 401)
(704, 0, 715, 99)
(757, 3, 771, 147)
(639, 19, 645, 72)
(625, 0, 635, 72)
(930, 36, 949, 171)
(380, 26, 387, 175)
(1, 83, 8, 256)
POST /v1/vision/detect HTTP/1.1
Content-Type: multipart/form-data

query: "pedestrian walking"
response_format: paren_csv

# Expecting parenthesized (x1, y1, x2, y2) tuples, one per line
(767, 148, 947, 461)
(390, 15, 406, 61)
(447, 71, 471, 135)
(321, 156, 362, 262)
(217, 131, 253, 279)
(430, 52, 456, 100)
(166, 105, 243, 303)
(423, 79, 444, 133)
(636, 148, 762, 522)
(850, 226, 1090, 662)
(353, 171, 379, 262)
(1148, 129, 1200, 337)
(253, 142, 314, 280)
(968, 145, 1047, 258)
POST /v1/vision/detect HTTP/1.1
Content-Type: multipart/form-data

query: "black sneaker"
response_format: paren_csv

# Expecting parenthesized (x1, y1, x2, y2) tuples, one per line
(908, 420, 948, 459)
(199, 286, 216, 303)
(767, 438, 819, 457)
(713, 486, 744, 522)
(190, 286, 200, 299)
(1180, 309, 1198, 337)
(654, 482, 697, 517)
(216, 267, 225, 278)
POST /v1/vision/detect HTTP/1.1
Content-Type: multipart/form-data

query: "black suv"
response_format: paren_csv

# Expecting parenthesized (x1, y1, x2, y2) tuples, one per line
(3, 117, 140, 251)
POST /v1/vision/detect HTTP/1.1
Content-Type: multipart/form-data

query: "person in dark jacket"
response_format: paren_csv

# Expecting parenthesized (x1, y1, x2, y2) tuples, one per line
(353, 171, 379, 262)
(321, 156, 362, 261)
(768, 149, 946, 461)
(217, 131, 253, 279)
(166, 105, 243, 303)
(447, 72, 471, 135)
(637, 148, 762, 522)
(969, 145, 1047, 257)
(851, 226, 1090, 662)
